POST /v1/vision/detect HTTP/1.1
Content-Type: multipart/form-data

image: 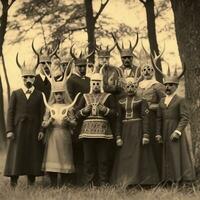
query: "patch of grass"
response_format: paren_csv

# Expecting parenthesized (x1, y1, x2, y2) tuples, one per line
(0, 149, 200, 200)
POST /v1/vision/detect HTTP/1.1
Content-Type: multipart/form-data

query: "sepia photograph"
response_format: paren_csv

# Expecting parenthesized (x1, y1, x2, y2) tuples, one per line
(0, 0, 199, 199)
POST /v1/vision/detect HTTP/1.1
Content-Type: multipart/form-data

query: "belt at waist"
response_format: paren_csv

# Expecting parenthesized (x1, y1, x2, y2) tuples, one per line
(123, 118, 142, 122)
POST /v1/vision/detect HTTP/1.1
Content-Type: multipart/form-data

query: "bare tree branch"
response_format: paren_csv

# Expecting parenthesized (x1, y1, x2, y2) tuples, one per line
(139, 0, 146, 5)
(8, 0, 16, 10)
(94, 0, 109, 22)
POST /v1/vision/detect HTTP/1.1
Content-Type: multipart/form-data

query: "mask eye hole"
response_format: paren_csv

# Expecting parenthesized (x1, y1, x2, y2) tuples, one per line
(62, 109, 66, 115)
(51, 110, 56, 115)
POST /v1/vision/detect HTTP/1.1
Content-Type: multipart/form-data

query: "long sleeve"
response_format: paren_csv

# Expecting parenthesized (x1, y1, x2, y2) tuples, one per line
(75, 96, 87, 119)
(141, 99, 150, 135)
(6, 91, 16, 133)
(115, 101, 123, 138)
(156, 102, 162, 136)
(103, 94, 116, 118)
(176, 99, 189, 133)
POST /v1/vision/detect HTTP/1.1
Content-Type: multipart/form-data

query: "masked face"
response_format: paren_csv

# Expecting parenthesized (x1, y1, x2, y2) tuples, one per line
(22, 75, 35, 88)
(126, 82, 138, 96)
(98, 57, 110, 67)
(91, 80, 101, 93)
(121, 56, 133, 68)
(141, 65, 154, 80)
(165, 83, 178, 95)
(54, 92, 64, 103)
(76, 65, 86, 77)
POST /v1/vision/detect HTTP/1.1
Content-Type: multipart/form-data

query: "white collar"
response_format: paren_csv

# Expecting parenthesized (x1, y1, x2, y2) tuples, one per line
(164, 92, 176, 106)
(22, 86, 35, 94)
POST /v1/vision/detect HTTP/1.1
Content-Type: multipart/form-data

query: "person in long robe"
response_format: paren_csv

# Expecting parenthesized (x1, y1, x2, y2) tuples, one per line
(137, 64, 165, 178)
(155, 65, 195, 183)
(111, 76, 159, 188)
(4, 52, 44, 187)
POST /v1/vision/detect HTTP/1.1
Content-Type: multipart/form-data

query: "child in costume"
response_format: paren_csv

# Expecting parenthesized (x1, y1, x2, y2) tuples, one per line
(40, 60, 79, 187)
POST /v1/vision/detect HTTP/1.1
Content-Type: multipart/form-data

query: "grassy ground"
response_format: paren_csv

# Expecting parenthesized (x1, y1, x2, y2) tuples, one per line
(0, 150, 200, 200)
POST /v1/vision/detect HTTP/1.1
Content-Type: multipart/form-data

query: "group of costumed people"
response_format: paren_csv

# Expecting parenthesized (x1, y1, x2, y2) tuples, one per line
(4, 33, 196, 188)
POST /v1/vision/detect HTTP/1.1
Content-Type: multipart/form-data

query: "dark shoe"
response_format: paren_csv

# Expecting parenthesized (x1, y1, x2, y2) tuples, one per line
(27, 175, 35, 186)
(10, 176, 18, 188)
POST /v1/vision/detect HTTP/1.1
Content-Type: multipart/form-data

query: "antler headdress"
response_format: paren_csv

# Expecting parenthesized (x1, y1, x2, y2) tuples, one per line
(151, 51, 185, 84)
(95, 42, 116, 58)
(16, 48, 39, 76)
(32, 39, 59, 64)
(70, 44, 94, 66)
(111, 32, 139, 58)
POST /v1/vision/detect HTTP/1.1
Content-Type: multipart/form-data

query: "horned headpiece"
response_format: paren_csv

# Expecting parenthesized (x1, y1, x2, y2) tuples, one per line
(70, 44, 94, 66)
(16, 50, 39, 77)
(95, 43, 116, 58)
(41, 56, 79, 124)
(152, 52, 185, 84)
(111, 32, 139, 58)
(32, 39, 59, 63)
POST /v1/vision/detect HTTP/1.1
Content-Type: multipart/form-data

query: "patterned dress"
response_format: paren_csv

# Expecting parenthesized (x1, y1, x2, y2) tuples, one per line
(111, 96, 159, 187)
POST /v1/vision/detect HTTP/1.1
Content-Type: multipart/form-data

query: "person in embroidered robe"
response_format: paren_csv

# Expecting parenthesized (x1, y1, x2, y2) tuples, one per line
(137, 63, 165, 178)
(155, 64, 195, 183)
(76, 73, 116, 186)
(4, 52, 44, 187)
(111, 75, 159, 187)
(40, 77, 78, 187)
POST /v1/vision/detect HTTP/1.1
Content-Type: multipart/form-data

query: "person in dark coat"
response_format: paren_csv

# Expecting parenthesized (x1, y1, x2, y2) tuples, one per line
(66, 45, 91, 185)
(155, 64, 196, 183)
(111, 32, 139, 79)
(111, 75, 159, 188)
(32, 40, 59, 100)
(4, 53, 45, 187)
(76, 72, 116, 186)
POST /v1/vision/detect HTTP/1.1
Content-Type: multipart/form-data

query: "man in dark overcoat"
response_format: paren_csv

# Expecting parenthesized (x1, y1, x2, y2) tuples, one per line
(4, 53, 45, 187)
(155, 64, 196, 183)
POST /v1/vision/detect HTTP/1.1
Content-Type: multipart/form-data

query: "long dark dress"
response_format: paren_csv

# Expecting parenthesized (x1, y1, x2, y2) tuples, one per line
(4, 89, 44, 176)
(137, 81, 165, 178)
(111, 96, 159, 187)
(156, 95, 195, 182)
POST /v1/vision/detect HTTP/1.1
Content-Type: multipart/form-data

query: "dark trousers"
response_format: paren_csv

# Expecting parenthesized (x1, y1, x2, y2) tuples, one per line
(10, 175, 35, 187)
(82, 138, 112, 186)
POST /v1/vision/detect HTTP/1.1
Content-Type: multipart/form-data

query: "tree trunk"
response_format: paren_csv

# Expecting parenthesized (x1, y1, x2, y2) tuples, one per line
(144, 0, 163, 82)
(170, 0, 200, 176)
(0, 75, 6, 149)
(84, 0, 95, 63)
(2, 54, 10, 101)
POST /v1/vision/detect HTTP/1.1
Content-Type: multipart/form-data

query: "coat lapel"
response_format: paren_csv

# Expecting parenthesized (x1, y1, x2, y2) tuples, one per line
(167, 94, 178, 108)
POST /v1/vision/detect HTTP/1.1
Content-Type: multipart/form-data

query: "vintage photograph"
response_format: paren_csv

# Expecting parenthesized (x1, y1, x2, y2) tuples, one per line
(0, 0, 199, 199)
